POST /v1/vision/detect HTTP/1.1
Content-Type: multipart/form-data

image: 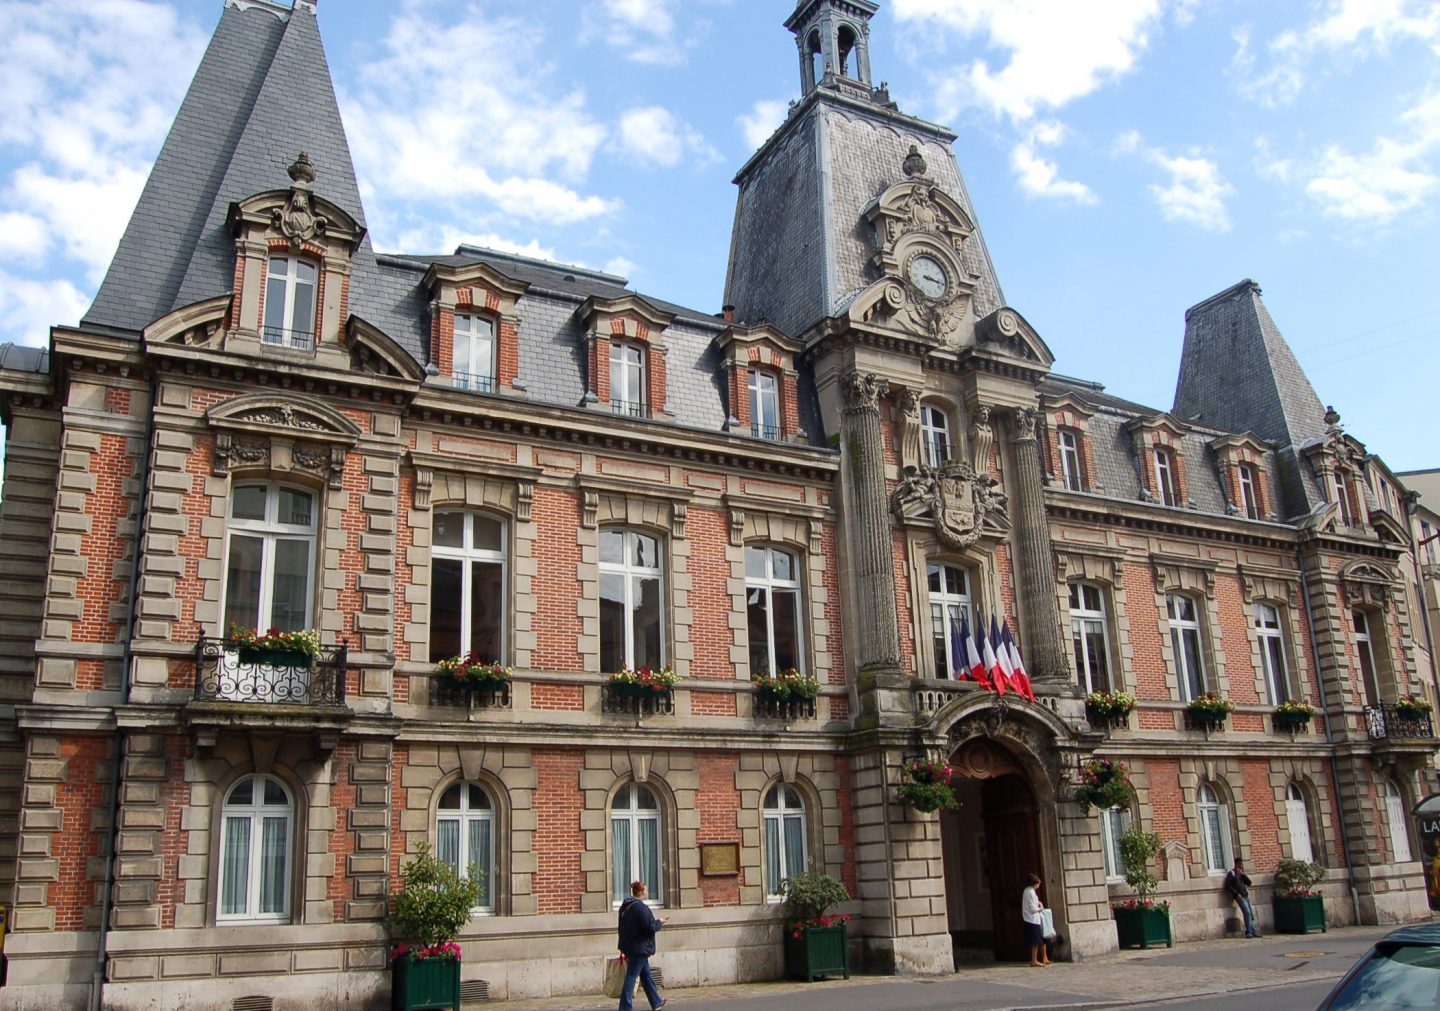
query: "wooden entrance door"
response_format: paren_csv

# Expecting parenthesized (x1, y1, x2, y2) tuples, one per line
(983, 773, 1041, 962)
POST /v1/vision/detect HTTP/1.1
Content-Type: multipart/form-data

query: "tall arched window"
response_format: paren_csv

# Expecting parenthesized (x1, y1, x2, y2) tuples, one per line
(763, 784, 808, 899)
(1099, 806, 1131, 881)
(746, 545, 803, 676)
(1386, 780, 1413, 863)
(1167, 593, 1207, 701)
(218, 774, 293, 923)
(437, 781, 495, 912)
(1197, 783, 1232, 873)
(1254, 603, 1290, 704)
(1069, 582, 1112, 693)
(454, 314, 496, 392)
(611, 783, 663, 905)
(599, 528, 664, 672)
(920, 405, 951, 467)
(1353, 609, 1383, 705)
(610, 342, 646, 417)
(224, 482, 316, 633)
(1285, 783, 1314, 863)
(263, 255, 318, 349)
(430, 511, 506, 663)
(927, 562, 972, 679)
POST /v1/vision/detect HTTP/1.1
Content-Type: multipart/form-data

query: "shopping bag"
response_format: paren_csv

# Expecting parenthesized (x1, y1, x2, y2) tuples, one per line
(1040, 908, 1057, 940)
(603, 955, 627, 999)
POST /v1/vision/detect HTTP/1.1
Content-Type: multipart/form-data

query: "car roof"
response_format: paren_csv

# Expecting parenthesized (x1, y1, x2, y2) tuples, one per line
(1382, 924, 1440, 945)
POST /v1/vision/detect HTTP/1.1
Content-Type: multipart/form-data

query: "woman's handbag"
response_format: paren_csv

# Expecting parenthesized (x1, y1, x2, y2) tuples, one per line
(603, 955, 627, 999)
(1040, 908, 1058, 940)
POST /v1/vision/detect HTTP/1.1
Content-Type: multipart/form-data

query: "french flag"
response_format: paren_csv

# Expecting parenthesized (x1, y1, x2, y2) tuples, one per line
(981, 612, 1005, 695)
(968, 612, 992, 690)
(1003, 620, 1036, 702)
(989, 613, 1011, 695)
(950, 612, 970, 680)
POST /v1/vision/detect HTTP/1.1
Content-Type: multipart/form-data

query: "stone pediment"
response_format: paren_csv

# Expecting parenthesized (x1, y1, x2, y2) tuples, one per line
(972, 307, 1054, 367)
(206, 393, 361, 489)
(344, 316, 426, 381)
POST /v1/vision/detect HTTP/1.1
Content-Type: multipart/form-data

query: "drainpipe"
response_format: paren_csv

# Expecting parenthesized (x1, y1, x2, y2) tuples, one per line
(90, 370, 157, 1011)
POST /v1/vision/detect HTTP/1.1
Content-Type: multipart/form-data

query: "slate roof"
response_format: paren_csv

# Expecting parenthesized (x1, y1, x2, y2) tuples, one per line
(0, 344, 50, 374)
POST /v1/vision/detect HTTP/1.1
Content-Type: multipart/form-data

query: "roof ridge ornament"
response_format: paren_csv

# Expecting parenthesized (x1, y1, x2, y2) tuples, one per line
(902, 145, 927, 179)
(273, 151, 328, 249)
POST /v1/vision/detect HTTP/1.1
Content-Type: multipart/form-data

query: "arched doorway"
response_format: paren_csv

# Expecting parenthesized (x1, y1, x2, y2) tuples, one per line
(941, 738, 1044, 962)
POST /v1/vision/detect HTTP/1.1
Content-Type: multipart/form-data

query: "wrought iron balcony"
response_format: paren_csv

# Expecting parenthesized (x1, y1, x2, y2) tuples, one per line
(602, 683, 673, 716)
(260, 326, 316, 352)
(750, 423, 780, 441)
(753, 692, 816, 721)
(429, 678, 511, 710)
(193, 637, 347, 707)
(610, 399, 650, 419)
(1365, 704, 1435, 741)
(453, 371, 496, 393)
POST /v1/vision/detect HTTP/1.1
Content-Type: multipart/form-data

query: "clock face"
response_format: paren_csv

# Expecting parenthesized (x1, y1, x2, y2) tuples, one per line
(908, 255, 948, 299)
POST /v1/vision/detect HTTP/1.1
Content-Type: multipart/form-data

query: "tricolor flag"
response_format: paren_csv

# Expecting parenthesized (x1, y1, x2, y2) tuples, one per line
(990, 613, 1011, 695)
(981, 613, 1004, 695)
(950, 612, 970, 680)
(968, 612, 992, 690)
(1003, 620, 1036, 702)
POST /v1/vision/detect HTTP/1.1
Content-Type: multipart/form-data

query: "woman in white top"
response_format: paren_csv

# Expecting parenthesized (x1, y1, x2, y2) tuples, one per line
(1022, 873, 1051, 967)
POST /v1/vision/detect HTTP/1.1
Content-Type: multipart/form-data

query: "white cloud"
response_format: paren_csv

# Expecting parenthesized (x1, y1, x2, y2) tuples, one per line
(0, 212, 48, 262)
(382, 226, 557, 264)
(738, 100, 788, 151)
(603, 257, 638, 280)
(584, 0, 698, 66)
(1010, 121, 1097, 204)
(1119, 132, 1235, 230)
(617, 106, 720, 169)
(1253, 136, 1294, 183)
(0, 271, 89, 348)
(10, 162, 151, 282)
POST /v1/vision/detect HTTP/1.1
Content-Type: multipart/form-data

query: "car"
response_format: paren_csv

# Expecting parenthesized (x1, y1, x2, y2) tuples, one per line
(1316, 924, 1440, 1009)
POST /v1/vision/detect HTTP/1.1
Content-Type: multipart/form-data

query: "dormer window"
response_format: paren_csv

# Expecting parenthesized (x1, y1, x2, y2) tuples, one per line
(454, 314, 496, 393)
(1238, 463, 1260, 519)
(748, 369, 780, 440)
(1154, 448, 1179, 507)
(1333, 471, 1355, 526)
(920, 405, 951, 467)
(1058, 428, 1084, 491)
(610, 342, 646, 417)
(263, 256, 317, 350)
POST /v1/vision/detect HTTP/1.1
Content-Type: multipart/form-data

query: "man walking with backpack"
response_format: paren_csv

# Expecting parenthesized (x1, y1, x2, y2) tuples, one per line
(1225, 857, 1260, 938)
(617, 880, 670, 1011)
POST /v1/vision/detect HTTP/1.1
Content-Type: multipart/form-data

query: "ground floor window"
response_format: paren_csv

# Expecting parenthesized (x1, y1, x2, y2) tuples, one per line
(218, 774, 292, 923)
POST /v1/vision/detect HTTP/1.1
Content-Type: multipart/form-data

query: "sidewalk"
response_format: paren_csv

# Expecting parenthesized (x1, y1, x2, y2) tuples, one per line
(492, 926, 1391, 1010)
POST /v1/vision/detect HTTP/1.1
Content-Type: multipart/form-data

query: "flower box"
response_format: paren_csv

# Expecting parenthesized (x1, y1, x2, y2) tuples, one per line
(1274, 894, 1327, 934)
(1113, 905, 1172, 949)
(391, 952, 460, 1011)
(609, 682, 673, 700)
(783, 922, 850, 982)
(1085, 691, 1136, 730)
(1273, 709, 1314, 732)
(237, 646, 312, 668)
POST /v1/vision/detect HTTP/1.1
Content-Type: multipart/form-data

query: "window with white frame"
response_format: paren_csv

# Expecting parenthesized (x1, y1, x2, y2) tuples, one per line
(1254, 603, 1290, 705)
(1167, 593, 1207, 701)
(1197, 783, 1233, 873)
(1333, 471, 1354, 525)
(454, 314, 496, 392)
(224, 483, 315, 634)
(1285, 783, 1314, 864)
(610, 342, 646, 417)
(1058, 429, 1084, 492)
(927, 562, 972, 679)
(746, 545, 803, 676)
(1353, 608, 1382, 706)
(262, 255, 318, 349)
(430, 511, 506, 664)
(1069, 582, 1112, 693)
(748, 369, 780, 440)
(437, 781, 495, 912)
(1100, 806, 1130, 880)
(218, 774, 293, 923)
(763, 783, 808, 898)
(599, 528, 664, 672)
(920, 404, 951, 468)
(611, 782, 663, 905)
(1238, 464, 1260, 519)
(1386, 780, 1413, 862)
(1422, 521, 1437, 565)
(1154, 447, 1179, 506)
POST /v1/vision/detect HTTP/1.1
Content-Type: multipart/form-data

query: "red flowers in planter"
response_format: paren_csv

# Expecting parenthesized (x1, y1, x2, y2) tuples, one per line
(391, 942, 462, 962)
(789, 913, 851, 938)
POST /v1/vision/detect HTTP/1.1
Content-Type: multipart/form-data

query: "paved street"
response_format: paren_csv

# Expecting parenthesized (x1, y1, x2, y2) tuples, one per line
(496, 926, 1393, 1010)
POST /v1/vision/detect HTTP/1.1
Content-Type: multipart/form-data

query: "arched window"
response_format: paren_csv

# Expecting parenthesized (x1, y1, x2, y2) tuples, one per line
(1197, 783, 1232, 873)
(1353, 609, 1383, 705)
(1069, 582, 1112, 693)
(927, 562, 972, 679)
(610, 342, 646, 417)
(437, 781, 495, 912)
(263, 255, 318, 350)
(763, 784, 808, 899)
(746, 545, 803, 676)
(611, 783, 663, 905)
(218, 774, 293, 923)
(224, 482, 316, 633)
(1254, 603, 1290, 705)
(836, 24, 856, 77)
(430, 511, 506, 663)
(748, 369, 780, 440)
(599, 528, 664, 672)
(1386, 780, 1413, 863)
(1057, 428, 1084, 491)
(454, 314, 496, 392)
(1167, 593, 1207, 701)
(1285, 783, 1314, 864)
(920, 404, 950, 468)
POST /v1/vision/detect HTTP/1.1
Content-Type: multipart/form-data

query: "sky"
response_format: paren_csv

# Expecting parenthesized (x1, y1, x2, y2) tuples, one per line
(0, 0, 1438, 471)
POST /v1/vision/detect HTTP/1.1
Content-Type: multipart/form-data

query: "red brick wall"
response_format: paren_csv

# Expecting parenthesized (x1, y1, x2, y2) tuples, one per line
(1240, 759, 1281, 869)
(1143, 759, 1189, 869)
(697, 753, 741, 905)
(155, 735, 192, 929)
(686, 507, 732, 681)
(328, 741, 359, 920)
(75, 433, 138, 663)
(530, 488, 584, 671)
(389, 742, 410, 882)
(1124, 565, 1169, 702)
(819, 520, 845, 683)
(532, 684, 584, 710)
(50, 737, 109, 931)
(532, 749, 584, 915)
(833, 755, 857, 896)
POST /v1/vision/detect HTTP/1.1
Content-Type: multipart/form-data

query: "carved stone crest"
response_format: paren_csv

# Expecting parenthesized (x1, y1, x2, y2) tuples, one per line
(271, 152, 328, 249)
(890, 459, 1007, 548)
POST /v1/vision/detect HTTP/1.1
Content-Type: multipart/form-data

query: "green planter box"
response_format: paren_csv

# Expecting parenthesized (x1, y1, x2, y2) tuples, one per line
(784, 923, 850, 981)
(1113, 906, 1172, 949)
(608, 682, 672, 700)
(1274, 895, 1327, 934)
(391, 955, 460, 1011)
(238, 647, 312, 668)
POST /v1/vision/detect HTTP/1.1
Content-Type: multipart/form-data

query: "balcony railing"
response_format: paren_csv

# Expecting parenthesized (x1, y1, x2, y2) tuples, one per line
(602, 683, 673, 716)
(1365, 704, 1435, 741)
(194, 637, 347, 706)
(753, 692, 816, 721)
(260, 326, 316, 352)
(610, 399, 650, 419)
(454, 371, 496, 393)
(750, 423, 780, 441)
(429, 679, 511, 710)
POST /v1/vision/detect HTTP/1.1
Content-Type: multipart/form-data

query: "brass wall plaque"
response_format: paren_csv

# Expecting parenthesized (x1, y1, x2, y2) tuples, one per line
(700, 842, 740, 877)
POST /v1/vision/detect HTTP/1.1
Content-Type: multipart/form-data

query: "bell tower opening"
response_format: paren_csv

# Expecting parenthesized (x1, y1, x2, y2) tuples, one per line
(786, 0, 877, 96)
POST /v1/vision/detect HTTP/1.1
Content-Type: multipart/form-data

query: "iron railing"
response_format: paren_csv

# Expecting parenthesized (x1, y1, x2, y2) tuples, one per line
(610, 399, 649, 419)
(1365, 704, 1435, 741)
(750, 423, 780, 441)
(454, 371, 496, 393)
(260, 326, 316, 352)
(602, 683, 673, 716)
(193, 637, 347, 706)
(753, 692, 816, 721)
(429, 679, 511, 710)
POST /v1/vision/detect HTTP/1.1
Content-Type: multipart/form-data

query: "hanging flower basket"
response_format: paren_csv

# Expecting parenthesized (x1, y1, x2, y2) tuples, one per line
(754, 668, 821, 700)
(435, 653, 511, 690)
(896, 758, 957, 813)
(1073, 758, 1136, 814)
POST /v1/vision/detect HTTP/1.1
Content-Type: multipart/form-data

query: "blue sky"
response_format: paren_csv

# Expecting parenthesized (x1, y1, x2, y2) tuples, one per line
(1, 0, 1437, 469)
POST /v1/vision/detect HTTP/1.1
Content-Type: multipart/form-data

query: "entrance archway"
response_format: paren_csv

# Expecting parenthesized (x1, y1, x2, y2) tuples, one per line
(941, 738, 1043, 962)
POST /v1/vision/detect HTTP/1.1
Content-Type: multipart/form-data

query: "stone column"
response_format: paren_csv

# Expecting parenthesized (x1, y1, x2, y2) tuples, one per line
(841, 370, 900, 671)
(1007, 408, 1069, 682)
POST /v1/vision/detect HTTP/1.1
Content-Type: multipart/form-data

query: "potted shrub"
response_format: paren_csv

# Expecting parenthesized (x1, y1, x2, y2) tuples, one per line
(435, 653, 511, 691)
(1085, 690, 1137, 729)
(1112, 825, 1172, 949)
(895, 757, 957, 813)
(779, 872, 851, 982)
(606, 665, 679, 699)
(229, 624, 320, 667)
(1185, 693, 1235, 731)
(1273, 699, 1317, 732)
(1073, 758, 1136, 815)
(1273, 859, 1327, 934)
(390, 842, 481, 1011)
